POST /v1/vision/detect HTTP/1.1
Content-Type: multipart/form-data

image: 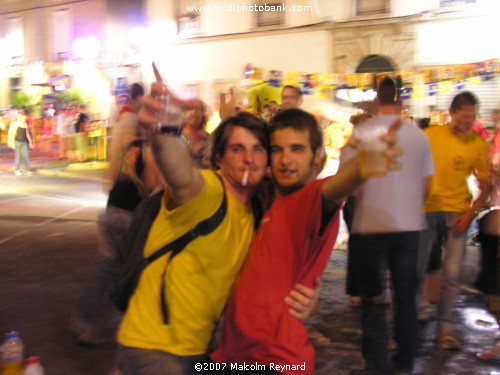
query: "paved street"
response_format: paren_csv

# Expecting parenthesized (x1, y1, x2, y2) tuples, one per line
(0, 152, 499, 374)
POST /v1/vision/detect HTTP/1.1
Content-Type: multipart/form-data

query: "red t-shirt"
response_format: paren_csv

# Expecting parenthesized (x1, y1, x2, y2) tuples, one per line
(211, 179, 340, 375)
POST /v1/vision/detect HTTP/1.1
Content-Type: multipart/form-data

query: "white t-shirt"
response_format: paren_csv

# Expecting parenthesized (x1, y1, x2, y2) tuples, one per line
(340, 115, 435, 234)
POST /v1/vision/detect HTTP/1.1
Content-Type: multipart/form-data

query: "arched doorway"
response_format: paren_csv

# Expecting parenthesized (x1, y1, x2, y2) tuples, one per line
(353, 55, 399, 112)
(355, 54, 396, 73)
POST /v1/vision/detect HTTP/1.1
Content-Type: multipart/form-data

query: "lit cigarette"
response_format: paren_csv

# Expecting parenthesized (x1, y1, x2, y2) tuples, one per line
(241, 168, 250, 186)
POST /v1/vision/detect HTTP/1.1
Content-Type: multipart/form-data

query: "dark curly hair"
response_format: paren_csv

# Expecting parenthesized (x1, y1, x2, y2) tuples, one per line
(210, 112, 269, 169)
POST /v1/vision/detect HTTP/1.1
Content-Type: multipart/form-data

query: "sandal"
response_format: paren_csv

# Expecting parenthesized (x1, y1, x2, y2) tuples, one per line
(477, 348, 500, 361)
(349, 296, 361, 308)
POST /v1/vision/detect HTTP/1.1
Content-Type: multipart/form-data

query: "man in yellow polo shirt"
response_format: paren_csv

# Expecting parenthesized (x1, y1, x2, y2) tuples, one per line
(417, 91, 490, 350)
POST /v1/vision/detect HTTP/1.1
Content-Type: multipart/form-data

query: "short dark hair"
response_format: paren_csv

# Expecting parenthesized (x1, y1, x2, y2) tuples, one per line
(377, 77, 397, 105)
(210, 112, 269, 169)
(450, 91, 479, 111)
(129, 83, 145, 101)
(268, 109, 323, 154)
(281, 85, 303, 97)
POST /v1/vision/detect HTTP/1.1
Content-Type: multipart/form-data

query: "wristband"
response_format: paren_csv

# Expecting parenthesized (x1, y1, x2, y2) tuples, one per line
(159, 125, 183, 136)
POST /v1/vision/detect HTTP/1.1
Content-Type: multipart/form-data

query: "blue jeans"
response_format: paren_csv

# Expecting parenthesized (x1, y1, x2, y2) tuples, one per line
(417, 212, 467, 331)
(350, 231, 419, 373)
(14, 140, 30, 171)
(118, 345, 206, 375)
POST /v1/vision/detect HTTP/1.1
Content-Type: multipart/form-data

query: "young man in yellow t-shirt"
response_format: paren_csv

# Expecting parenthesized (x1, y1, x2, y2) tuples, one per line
(418, 91, 490, 350)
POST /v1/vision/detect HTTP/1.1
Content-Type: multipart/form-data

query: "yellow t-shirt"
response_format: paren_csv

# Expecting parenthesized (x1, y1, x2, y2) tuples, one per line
(118, 170, 255, 355)
(424, 124, 489, 213)
(247, 84, 281, 113)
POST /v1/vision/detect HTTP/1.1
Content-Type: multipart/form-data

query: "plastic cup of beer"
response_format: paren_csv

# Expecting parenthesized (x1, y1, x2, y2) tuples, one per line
(158, 94, 186, 135)
(355, 123, 388, 178)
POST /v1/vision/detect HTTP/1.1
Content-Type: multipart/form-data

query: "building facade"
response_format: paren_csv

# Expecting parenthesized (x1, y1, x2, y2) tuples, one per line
(1, 0, 498, 122)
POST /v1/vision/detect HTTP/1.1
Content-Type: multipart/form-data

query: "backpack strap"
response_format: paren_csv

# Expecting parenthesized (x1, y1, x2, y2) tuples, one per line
(147, 172, 227, 324)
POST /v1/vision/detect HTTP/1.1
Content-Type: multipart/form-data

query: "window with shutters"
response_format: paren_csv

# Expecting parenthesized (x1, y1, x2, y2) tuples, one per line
(254, 1, 286, 27)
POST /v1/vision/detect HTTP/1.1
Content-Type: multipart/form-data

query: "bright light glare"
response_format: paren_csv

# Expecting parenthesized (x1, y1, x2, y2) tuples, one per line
(462, 307, 499, 332)
(129, 27, 147, 48)
(72, 36, 101, 60)
(336, 89, 377, 103)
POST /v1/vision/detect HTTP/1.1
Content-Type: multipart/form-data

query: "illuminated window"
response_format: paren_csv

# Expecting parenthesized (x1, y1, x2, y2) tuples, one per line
(356, 0, 389, 16)
(254, 1, 286, 27)
(5, 16, 24, 61)
(51, 8, 72, 61)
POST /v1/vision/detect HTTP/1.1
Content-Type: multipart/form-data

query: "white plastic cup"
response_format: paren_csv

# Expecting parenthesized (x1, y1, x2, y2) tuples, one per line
(354, 123, 388, 178)
(158, 94, 186, 135)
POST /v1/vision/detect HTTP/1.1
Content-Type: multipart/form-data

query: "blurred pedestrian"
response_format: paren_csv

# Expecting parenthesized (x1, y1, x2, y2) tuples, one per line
(70, 83, 163, 345)
(473, 130, 500, 294)
(261, 103, 273, 123)
(0, 115, 6, 161)
(340, 77, 434, 374)
(280, 85, 303, 110)
(182, 104, 211, 168)
(341, 112, 373, 309)
(417, 91, 490, 350)
(8, 109, 35, 175)
(476, 130, 500, 361)
(472, 115, 489, 140)
(74, 104, 89, 161)
(106, 84, 148, 188)
(54, 108, 71, 159)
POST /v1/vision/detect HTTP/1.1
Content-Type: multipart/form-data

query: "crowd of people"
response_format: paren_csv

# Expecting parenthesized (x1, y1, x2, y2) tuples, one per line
(6, 71, 494, 375)
(0, 103, 94, 172)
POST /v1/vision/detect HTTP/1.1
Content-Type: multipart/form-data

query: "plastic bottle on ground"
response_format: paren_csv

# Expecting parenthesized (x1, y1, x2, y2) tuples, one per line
(1, 331, 24, 375)
(22, 356, 44, 375)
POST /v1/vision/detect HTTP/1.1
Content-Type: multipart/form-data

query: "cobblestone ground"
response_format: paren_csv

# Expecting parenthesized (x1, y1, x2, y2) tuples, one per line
(309, 245, 499, 375)
(1, 158, 498, 374)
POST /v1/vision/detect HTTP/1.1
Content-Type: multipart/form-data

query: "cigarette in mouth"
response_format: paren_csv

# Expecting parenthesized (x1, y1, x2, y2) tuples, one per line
(241, 168, 250, 186)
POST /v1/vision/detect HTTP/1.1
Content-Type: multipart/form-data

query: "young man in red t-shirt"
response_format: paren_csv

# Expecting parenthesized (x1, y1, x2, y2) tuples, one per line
(211, 109, 401, 375)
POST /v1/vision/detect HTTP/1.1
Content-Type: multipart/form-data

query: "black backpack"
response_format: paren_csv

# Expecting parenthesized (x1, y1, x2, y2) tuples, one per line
(110, 174, 227, 323)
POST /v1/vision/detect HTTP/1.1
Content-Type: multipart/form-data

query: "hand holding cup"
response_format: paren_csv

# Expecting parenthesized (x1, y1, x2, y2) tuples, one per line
(138, 63, 204, 133)
(350, 116, 403, 178)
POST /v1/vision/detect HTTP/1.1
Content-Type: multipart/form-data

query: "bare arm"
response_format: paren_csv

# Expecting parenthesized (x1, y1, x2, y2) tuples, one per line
(450, 179, 490, 235)
(105, 122, 139, 190)
(151, 133, 203, 206)
(424, 175, 432, 198)
(139, 79, 205, 208)
(25, 127, 34, 148)
(322, 117, 403, 216)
